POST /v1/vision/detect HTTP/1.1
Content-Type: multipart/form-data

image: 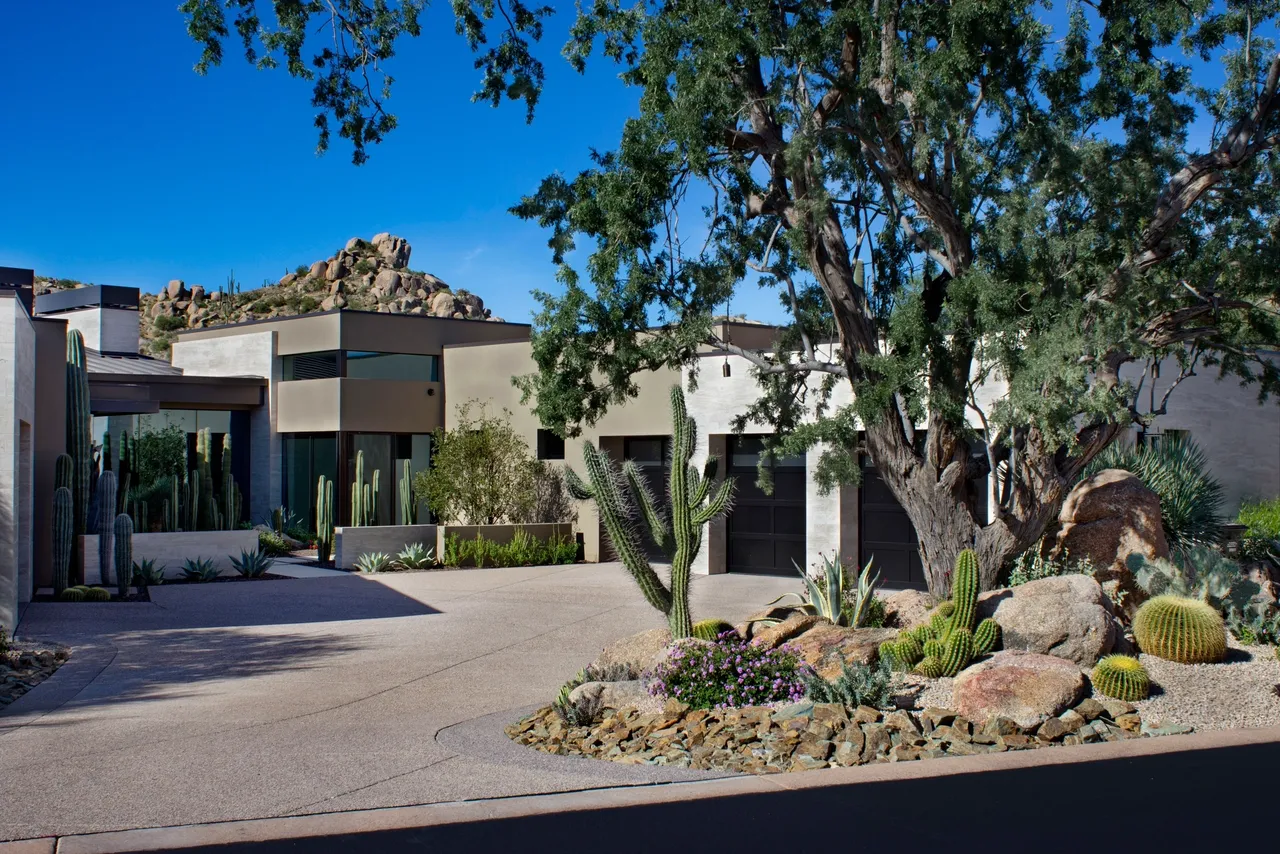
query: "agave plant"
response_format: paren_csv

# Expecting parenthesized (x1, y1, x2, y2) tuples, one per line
(180, 557, 220, 583)
(769, 554, 880, 628)
(230, 548, 276, 578)
(395, 542, 435, 569)
(131, 558, 166, 587)
(355, 551, 393, 573)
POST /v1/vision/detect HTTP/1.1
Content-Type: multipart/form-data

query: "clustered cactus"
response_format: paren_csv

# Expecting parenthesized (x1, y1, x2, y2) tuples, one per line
(566, 385, 734, 639)
(349, 451, 381, 526)
(1092, 654, 1151, 701)
(879, 550, 1001, 677)
(1133, 594, 1227, 664)
(399, 459, 415, 524)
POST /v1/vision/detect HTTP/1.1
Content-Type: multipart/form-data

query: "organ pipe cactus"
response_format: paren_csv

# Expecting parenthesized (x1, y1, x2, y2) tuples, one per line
(316, 475, 334, 565)
(96, 471, 117, 586)
(66, 330, 92, 583)
(399, 460, 415, 524)
(52, 486, 73, 595)
(113, 514, 133, 598)
(564, 385, 734, 639)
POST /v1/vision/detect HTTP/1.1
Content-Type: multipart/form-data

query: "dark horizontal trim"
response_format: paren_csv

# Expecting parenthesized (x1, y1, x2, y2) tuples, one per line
(35, 284, 140, 314)
(91, 400, 161, 415)
(0, 266, 35, 287)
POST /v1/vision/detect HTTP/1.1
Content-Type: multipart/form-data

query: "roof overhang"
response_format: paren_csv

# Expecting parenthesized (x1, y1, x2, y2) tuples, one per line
(89, 373, 266, 415)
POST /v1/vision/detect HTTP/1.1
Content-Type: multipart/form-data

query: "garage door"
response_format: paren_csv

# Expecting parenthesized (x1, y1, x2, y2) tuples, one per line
(727, 436, 806, 574)
(624, 436, 670, 561)
(859, 457, 927, 589)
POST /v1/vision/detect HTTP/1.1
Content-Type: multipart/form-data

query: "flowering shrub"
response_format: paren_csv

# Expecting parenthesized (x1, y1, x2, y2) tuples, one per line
(647, 633, 809, 709)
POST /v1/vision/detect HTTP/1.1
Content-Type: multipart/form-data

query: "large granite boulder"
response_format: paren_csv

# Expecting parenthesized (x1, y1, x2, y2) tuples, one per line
(787, 623, 900, 680)
(1049, 469, 1170, 608)
(977, 575, 1118, 666)
(952, 651, 1087, 728)
(881, 589, 936, 630)
(568, 679, 650, 711)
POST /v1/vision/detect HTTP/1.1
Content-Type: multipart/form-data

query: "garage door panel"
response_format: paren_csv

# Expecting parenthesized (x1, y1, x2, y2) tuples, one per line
(861, 509, 915, 542)
(861, 456, 926, 589)
(773, 506, 806, 537)
(731, 504, 774, 530)
(727, 436, 805, 575)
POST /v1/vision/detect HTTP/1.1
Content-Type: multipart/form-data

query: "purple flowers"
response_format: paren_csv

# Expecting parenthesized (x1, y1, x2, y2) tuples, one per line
(647, 632, 810, 710)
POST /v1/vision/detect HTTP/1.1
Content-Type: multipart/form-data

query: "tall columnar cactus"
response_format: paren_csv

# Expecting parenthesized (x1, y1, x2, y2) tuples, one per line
(96, 471, 118, 586)
(399, 460, 415, 524)
(565, 385, 734, 639)
(55, 453, 73, 493)
(1133, 595, 1227, 663)
(170, 476, 180, 532)
(187, 470, 199, 532)
(102, 432, 113, 477)
(350, 451, 365, 526)
(370, 469, 380, 526)
(66, 330, 92, 583)
(52, 486, 73, 595)
(118, 430, 132, 514)
(197, 428, 216, 530)
(880, 549, 1001, 677)
(113, 514, 133, 598)
(316, 475, 335, 565)
(221, 433, 237, 529)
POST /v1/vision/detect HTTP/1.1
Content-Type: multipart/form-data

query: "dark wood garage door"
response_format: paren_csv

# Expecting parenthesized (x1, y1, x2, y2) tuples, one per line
(727, 436, 806, 575)
(859, 457, 927, 589)
(624, 437, 670, 560)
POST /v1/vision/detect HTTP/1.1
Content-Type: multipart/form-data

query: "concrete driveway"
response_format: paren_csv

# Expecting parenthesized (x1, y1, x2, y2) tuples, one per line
(0, 564, 795, 841)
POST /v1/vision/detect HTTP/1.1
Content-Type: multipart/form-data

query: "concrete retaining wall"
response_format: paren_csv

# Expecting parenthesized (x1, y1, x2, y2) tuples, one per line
(438, 523, 575, 567)
(334, 524, 438, 570)
(80, 530, 260, 583)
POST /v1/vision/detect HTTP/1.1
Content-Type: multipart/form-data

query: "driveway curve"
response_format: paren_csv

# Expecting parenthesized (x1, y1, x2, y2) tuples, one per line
(0, 564, 793, 841)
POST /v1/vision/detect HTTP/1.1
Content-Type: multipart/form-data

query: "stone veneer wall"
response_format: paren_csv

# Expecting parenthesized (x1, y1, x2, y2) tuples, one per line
(0, 297, 37, 631)
(80, 530, 260, 583)
(171, 330, 280, 524)
(334, 524, 439, 570)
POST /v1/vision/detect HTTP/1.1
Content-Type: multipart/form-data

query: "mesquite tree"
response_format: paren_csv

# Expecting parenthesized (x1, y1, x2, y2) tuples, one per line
(510, 1, 1280, 594)
(566, 386, 733, 638)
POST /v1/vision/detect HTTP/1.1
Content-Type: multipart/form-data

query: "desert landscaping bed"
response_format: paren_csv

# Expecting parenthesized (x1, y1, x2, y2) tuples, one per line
(1, 638, 71, 710)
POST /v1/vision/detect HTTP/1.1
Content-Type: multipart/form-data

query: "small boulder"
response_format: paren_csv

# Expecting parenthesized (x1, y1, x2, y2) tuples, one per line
(190, 284, 206, 303)
(750, 613, 823, 650)
(952, 651, 1087, 729)
(345, 236, 365, 252)
(977, 575, 1118, 666)
(278, 272, 298, 287)
(882, 589, 936, 629)
(326, 257, 349, 281)
(166, 279, 186, 299)
(568, 680, 650, 711)
(787, 623, 899, 680)
(429, 291, 457, 317)
(591, 627, 672, 675)
(374, 269, 402, 294)
(308, 260, 328, 278)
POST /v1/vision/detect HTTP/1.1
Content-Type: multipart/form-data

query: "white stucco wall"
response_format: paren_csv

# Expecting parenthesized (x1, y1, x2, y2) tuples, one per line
(60, 307, 139, 354)
(0, 298, 37, 631)
(171, 331, 280, 523)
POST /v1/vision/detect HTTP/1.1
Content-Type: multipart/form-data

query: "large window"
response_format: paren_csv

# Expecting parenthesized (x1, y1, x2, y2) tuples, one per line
(281, 350, 439, 382)
(346, 433, 432, 524)
(283, 433, 339, 530)
(345, 351, 439, 382)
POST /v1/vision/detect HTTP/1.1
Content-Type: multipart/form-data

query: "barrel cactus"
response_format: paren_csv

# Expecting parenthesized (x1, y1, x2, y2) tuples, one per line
(1092, 654, 1151, 701)
(1134, 595, 1227, 663)
(84, 587, 111, 602)
(59, 587, 86, 602)
(692, 618, 735, 641)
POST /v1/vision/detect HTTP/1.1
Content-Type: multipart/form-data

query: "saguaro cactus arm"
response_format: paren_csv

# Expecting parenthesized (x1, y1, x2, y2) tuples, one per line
(622, 461, 672, 556)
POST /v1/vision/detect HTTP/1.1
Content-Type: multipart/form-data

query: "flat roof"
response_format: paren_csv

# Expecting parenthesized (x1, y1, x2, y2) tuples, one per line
(175, 307, 532, 337)
(35, 284, 140, 315)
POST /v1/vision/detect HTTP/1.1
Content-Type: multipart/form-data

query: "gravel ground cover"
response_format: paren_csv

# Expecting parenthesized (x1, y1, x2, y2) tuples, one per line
(910, 635, 1280, 733)
(0, 638, 71, 710)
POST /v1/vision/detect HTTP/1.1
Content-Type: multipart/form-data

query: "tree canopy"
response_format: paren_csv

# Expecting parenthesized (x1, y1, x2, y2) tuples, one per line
(511, 0, 1280, 591)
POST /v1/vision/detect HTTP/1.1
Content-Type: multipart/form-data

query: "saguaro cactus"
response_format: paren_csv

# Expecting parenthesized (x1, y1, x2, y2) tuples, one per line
(52, 486, 73, 595)
(316, 475, 335, 565)
(350, 451, 365, 526)
(113, 514, 133, 598)
(565, 385, 734, 639)
(96, 471, 118, 586)
(399, 460, 415, 524)
(66, 330, 92, 583)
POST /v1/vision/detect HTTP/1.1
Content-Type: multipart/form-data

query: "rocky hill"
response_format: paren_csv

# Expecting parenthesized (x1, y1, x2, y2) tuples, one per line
(35, 234, 502, 358)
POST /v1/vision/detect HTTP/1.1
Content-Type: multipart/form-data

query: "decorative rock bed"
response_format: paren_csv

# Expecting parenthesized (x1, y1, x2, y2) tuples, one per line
(1, 639, 71, 710)
(507, 696, 1187, 774)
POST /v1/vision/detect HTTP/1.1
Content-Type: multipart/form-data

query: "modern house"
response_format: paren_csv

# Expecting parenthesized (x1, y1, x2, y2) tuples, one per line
(0, 269, 1277, 631)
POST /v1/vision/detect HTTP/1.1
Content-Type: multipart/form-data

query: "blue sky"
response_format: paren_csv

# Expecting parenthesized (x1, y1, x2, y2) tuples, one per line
(0, 1, 721, 323)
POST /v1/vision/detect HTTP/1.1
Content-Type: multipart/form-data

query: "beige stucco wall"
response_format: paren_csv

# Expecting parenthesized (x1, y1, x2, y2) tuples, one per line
(60, 307, 139, 355)
(441, 339, 679, 561)
(0, 295, 37, 630)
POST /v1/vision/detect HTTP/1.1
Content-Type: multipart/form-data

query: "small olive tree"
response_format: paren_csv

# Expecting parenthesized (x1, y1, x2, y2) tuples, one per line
(414, 402, 543, 525)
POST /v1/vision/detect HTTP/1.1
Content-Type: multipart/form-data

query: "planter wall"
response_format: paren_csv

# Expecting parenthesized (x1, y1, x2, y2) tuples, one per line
(437, 523, 576, 567)
(80, 530, 260, 583)
(334, 524, 439, 571)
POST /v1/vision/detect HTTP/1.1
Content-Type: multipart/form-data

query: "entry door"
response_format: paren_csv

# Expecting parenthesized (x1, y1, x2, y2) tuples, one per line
(859, 457, 927, 589)
(624, 437, 670, 559)
(727, 436, 806, 574)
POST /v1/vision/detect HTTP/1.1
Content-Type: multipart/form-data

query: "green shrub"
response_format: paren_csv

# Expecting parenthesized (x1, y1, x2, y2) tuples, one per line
(294, 264, 309, 276)
(1008, 542, 1094, 586)
(258, 530, 292, 557)
(152, 315, 187, 332)
(443, 531, 577, 567)
(1238, 498, 1280, 561)
(1228, 610, 1280, 646)
(353, 259, 376, 275)
(802, 657, 895, 709)
(0, 625, 8, 658)
(1085, 436, 1224, 549)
